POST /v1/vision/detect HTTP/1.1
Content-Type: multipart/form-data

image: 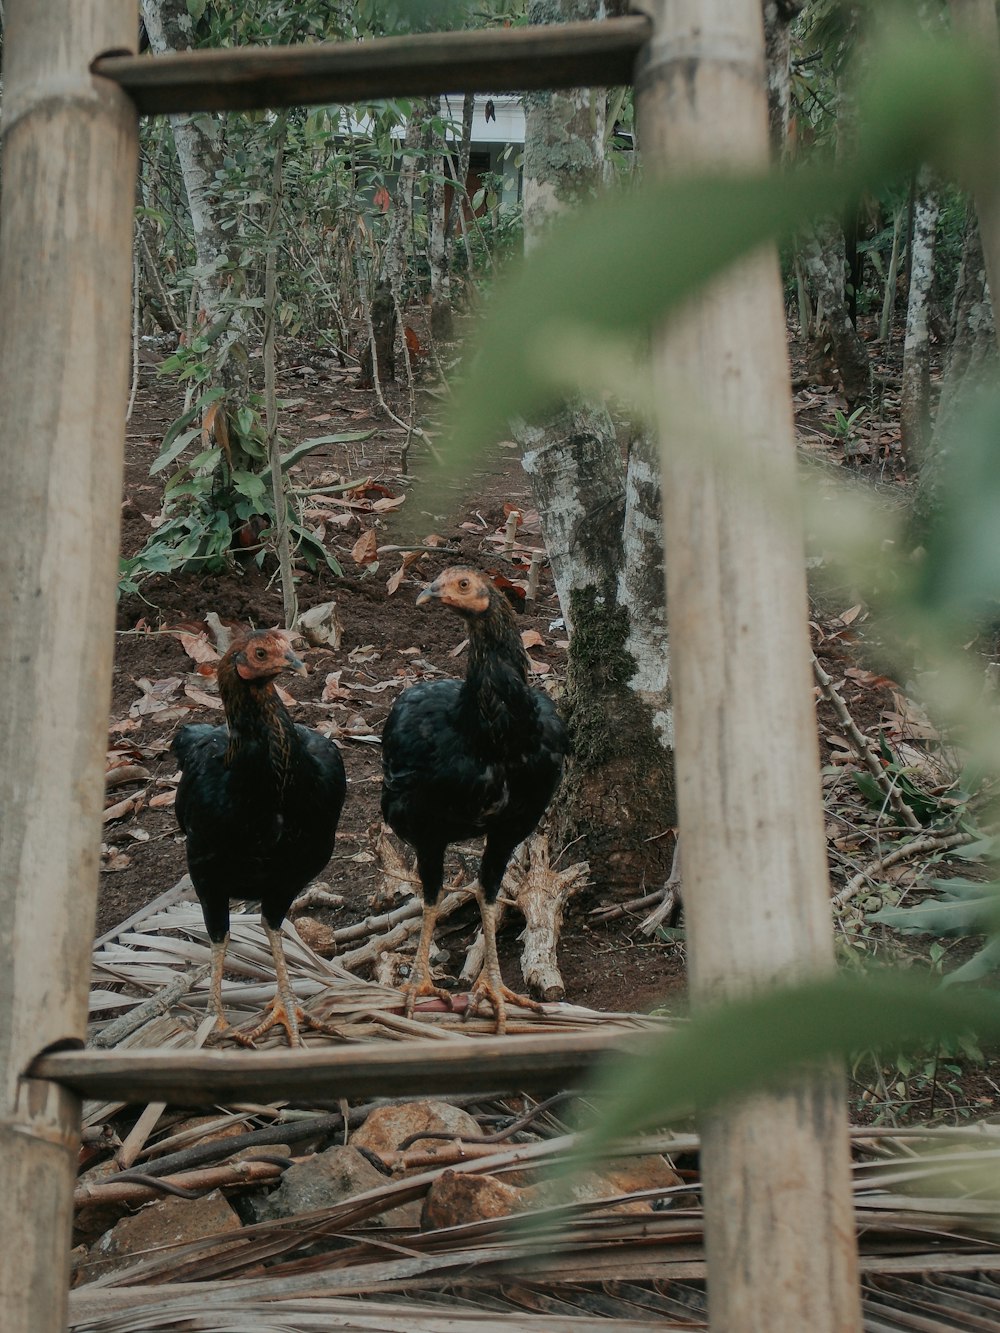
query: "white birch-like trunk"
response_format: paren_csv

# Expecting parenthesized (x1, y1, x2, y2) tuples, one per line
(762, 0, 804, 155)
(901, 168, 940, 463)
(637, 0, 861, 1327)
(140, 0, 247, 382)
(619, 431, 671, 746)
(385, 103, 430, 302)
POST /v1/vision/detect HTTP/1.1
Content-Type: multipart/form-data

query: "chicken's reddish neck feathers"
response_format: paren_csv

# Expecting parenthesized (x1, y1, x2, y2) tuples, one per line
(216, 653, 297, 785)
(461, 589, 534, 748)
(465, 588, 528, 683)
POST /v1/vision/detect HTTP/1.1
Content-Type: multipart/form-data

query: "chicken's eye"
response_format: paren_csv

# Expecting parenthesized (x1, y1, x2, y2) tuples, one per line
(459, 579, 470, 589)
(255, 647, 267, 659)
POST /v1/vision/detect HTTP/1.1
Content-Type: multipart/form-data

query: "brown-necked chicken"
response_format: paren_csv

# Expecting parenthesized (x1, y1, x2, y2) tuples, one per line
(380, 567, 569, 1033)
(173, 629, 346, 1046)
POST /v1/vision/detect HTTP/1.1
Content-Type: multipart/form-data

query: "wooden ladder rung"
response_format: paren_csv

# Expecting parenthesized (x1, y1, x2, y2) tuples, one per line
(31, 1030, 630, 1106)
(92, 17, 652, 116)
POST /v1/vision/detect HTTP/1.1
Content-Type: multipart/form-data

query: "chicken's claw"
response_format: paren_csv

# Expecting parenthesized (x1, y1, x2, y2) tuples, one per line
(467, 972, 544, 1036)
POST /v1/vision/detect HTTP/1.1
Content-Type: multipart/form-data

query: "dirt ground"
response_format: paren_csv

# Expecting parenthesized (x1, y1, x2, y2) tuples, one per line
(101, 317, 987, 1107)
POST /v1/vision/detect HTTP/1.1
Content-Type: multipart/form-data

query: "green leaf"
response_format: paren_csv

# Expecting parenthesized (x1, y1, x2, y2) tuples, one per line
(231, 470, 267, 502)
(281, 430, 376, 471)
(150, 426, 200, 476)
(854, 771, 889, 812)
(577, 972, 1000, 1161)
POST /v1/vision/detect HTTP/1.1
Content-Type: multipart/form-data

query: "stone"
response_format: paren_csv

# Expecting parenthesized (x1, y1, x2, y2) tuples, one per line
(291, 915, 337, 957)
(247, 1145, 420, 1229)
(422, 1170, 524, 1230)
(351, 1100, 480, 1166)
(528, 1154, 685, 1215)
(77, 1189, 240, 1284)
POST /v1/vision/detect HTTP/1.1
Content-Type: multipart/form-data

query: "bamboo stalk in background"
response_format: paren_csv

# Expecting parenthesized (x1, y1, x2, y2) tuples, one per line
(634, 0, 861, 1328)
(0, 3, 138, 1330)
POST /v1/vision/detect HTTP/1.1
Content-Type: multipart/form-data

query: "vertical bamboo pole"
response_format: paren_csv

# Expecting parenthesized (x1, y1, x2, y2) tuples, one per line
(634, 2, 861, 1329)
(0, 3, 138, 1329)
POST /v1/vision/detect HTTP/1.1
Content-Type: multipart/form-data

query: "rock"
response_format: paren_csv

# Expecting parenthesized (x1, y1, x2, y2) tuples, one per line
(247, 1146, 420, 1229)
(528, 1155, 685, 1215)
(422, 1170, 524, 1230)
(292, 915, 337, 957)
(77, 1190, 241, 1284)
(351, 1100, 480, 1166)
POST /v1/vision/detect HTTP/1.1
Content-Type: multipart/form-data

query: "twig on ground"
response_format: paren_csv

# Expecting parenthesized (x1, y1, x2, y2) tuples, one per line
(289, 884, 344, 915)
(92, 966, 211, 1050)
(831, 830, 976, 914)
(812, 654, 923, 832)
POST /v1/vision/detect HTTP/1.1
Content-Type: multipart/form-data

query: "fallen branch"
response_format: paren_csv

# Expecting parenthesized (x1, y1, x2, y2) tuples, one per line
(338, 886, 473, 971)
(831, 830, 976, 914)
(813, 654, 922, 832)
(92, 966, 211, 1049)
(640, 836, 682, 936)
(289, 884, 344, 915)
(509, 836, 589, 1002)
(74, 1157, 286, 1209)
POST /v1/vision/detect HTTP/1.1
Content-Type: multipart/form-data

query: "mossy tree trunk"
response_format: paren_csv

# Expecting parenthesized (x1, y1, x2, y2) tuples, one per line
(801, 218, 872, 407)
(517, 0, 675, 894)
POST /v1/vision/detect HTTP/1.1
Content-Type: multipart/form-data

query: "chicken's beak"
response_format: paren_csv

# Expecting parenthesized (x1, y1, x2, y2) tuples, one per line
(415, 580, 440, 608)
(284, 649, 308, 677)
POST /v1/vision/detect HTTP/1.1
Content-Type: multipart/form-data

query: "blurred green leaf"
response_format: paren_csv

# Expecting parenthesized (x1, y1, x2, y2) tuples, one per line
(578, 972, 1000, 1160)
(421, 30, 994, 523)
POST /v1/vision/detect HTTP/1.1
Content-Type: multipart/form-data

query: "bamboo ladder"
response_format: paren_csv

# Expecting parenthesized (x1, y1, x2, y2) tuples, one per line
(0, 3, 861, 1330)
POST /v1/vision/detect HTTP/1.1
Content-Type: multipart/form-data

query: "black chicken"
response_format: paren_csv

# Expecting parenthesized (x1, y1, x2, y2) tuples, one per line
(173, 629, 346, 1046)
(381, 567, 569, 1033)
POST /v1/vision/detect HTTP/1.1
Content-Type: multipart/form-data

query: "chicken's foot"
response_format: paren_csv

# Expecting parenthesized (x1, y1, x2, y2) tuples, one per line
(234, 922, 345, 1048)
(205, 935, 235, 1041)
(468, 895, 544, 1035)
(400, 901, 453, 1018)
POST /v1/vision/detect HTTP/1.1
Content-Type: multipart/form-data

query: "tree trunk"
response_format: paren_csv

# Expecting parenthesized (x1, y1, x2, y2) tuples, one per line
(917, 207, 997, 521)
(515, 0, 676, 891)
(762, 0, 804, 156)
(937, 209, 997, 430)
(901, 168, 940, 464)
(0, 4, 137, 1330)
(947, 0, 1000, 357)
(427, 102, 455, 342)
(802, 218, 872, 406)
(637, 0, 861, 1328)
(139, 0, 248, 395)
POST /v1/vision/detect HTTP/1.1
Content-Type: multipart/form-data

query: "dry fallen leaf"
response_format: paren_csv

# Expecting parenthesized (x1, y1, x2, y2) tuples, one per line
(172, 630, 220, 664)
(321, 670, 352, 702)
(149, 789, 177, 809)
(521, 629, 544, 649)
(183, 683, 224, 711)
(351, 528, 378, 567)
(130, 677, 184, 718)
